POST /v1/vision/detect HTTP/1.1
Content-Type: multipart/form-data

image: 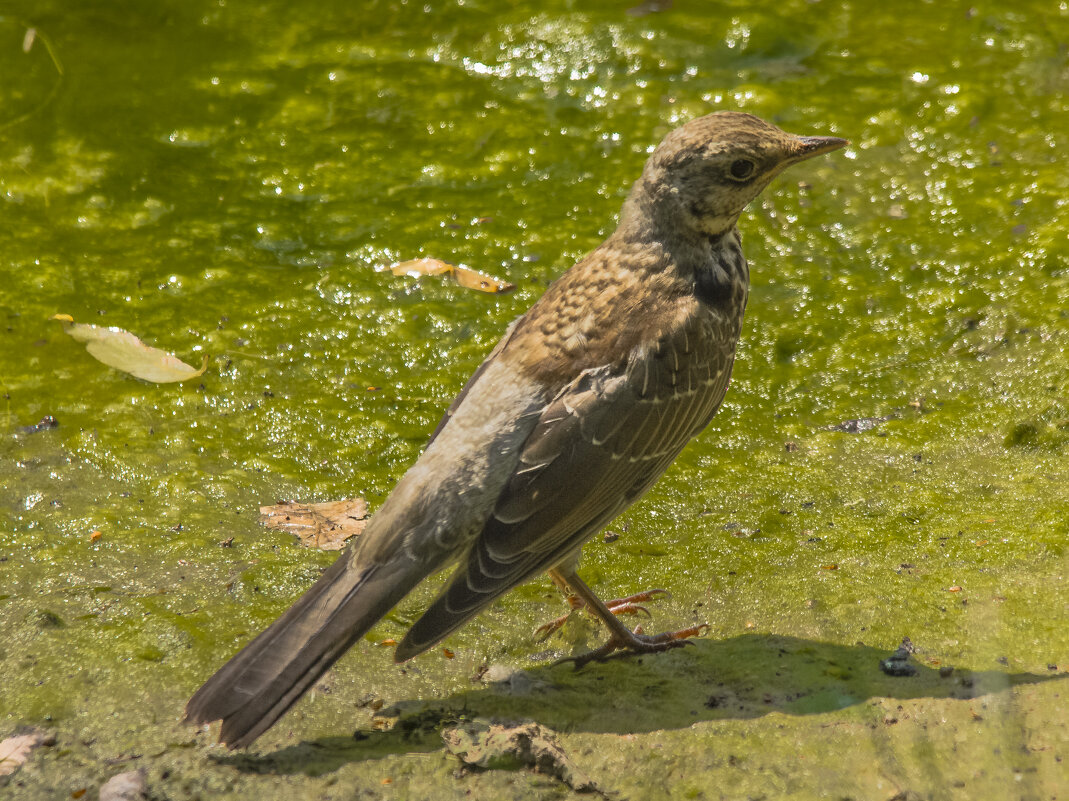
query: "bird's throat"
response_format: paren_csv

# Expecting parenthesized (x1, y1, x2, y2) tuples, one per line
(693, 228, 749, 313)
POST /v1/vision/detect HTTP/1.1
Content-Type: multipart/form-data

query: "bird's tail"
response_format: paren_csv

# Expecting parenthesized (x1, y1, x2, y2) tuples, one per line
(184, 551, 423, 749)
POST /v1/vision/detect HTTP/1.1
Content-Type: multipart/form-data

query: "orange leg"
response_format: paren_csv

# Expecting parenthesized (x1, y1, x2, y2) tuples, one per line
(535, 581, 671, 640)
(541, 568, 708, 666)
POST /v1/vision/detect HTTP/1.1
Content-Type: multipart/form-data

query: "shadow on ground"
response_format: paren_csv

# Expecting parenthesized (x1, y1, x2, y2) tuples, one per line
(217, 632, 1065, 776)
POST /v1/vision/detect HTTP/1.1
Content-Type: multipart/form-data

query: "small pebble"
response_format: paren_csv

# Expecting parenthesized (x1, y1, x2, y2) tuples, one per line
(99, 770, 147, 801)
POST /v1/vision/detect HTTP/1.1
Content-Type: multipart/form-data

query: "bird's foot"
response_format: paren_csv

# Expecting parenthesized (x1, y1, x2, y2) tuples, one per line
(554, 623, 709, 670)
(534, 589, 671, 641)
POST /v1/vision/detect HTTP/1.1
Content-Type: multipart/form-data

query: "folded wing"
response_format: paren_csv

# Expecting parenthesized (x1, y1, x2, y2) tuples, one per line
(396, 315, 736, 660)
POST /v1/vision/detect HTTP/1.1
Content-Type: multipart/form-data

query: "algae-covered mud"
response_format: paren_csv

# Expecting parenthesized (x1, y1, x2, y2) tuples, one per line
(1, 1, 1066, 798)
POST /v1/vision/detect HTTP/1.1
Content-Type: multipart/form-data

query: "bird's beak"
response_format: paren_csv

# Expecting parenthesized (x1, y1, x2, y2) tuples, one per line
(791, 135, 849, 162)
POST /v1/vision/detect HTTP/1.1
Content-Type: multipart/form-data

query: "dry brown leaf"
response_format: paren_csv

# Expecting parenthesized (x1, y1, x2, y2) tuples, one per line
(390, 258, 514, 294)
(453, 265, 513, 293)
(52, 314, 208, 383)
(0, 730, 48, 778)
(258, 498, 369, 550)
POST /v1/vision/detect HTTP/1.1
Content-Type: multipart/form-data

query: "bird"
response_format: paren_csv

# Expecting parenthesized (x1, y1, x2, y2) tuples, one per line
(185, 111, 847, 748)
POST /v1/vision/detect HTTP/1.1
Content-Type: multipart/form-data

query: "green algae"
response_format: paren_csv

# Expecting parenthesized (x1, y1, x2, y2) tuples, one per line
(1, 0, 1067, 798)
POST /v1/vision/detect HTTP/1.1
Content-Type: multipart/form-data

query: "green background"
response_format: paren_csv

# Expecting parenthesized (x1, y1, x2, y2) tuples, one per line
(1, 1, 1066, 798)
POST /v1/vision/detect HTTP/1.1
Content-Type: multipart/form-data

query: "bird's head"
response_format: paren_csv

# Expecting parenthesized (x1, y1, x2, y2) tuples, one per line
(626, 111, 847, 240)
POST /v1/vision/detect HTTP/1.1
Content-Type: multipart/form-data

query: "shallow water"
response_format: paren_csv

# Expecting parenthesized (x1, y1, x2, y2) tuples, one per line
(1, 1, 1066, 797)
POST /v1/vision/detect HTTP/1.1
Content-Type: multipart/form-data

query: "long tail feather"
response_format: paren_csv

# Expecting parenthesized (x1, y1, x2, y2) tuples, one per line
(185, 552, 423, 748)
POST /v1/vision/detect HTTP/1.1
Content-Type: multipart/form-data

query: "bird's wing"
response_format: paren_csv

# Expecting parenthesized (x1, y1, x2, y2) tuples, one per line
(396, 314, 737, 658)
(424, 318, 521, 446)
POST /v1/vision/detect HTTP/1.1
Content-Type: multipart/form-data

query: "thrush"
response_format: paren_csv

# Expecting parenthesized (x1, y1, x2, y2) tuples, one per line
(185, 111, 846, 748)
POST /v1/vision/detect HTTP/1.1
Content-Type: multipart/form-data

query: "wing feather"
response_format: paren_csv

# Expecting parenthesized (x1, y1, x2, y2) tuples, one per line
(395, 312, 737, 659)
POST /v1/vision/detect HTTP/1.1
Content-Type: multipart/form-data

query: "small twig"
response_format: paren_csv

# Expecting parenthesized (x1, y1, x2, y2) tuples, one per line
(0, 21, 65, 133)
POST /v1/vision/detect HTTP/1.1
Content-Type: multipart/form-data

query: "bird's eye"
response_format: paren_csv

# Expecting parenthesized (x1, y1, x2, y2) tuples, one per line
(729, 159, 756, 181)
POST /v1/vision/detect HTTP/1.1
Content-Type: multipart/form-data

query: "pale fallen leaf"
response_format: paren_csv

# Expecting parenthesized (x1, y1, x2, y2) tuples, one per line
(442, 719, 603, 795)
(390, 258, 514, 294)
(0, 730, 49, 778)
(258, 498, 369, 550)
(391, 257, 453, 278)
(51, 314, 207, 383)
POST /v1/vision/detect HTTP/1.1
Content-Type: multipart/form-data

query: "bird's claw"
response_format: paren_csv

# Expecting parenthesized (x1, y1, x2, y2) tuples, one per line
(535, 612, 575, 641)
(534, 588, 671, 641)
(609, 588, 671, 605)
(552, 623, 709, 670)
(605, 602, 652, 618)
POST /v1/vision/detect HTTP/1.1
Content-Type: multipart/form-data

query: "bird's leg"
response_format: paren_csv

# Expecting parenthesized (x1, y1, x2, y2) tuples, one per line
(548, 570, 708, 668)
(532, 571, 585, 639)
(535, 568, 670, 640)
